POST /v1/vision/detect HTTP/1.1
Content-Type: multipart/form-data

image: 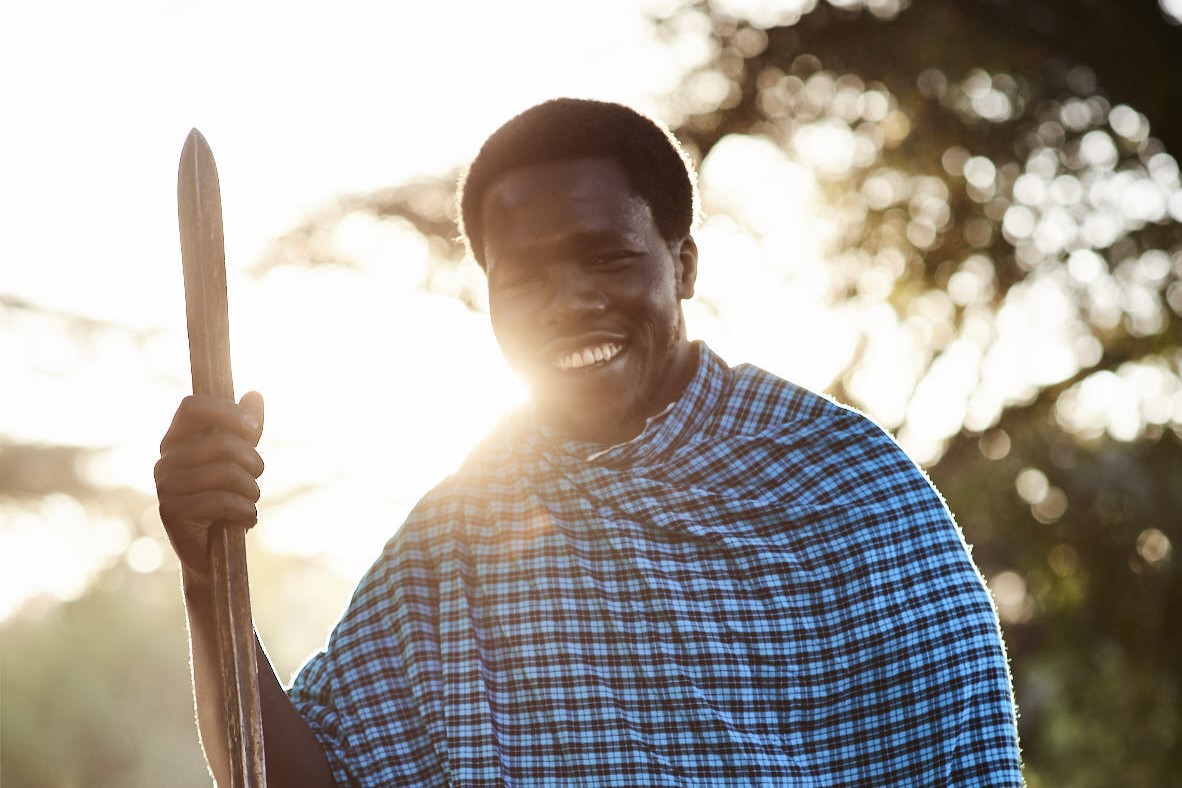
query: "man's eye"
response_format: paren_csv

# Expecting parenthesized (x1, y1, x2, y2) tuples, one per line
(500, 272, 540, 289)
(589, 252, 635, 267)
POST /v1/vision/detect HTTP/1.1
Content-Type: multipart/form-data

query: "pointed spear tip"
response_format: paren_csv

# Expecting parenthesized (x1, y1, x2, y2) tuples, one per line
(181, 128, 209, 156)
(179, 128, 219, 184)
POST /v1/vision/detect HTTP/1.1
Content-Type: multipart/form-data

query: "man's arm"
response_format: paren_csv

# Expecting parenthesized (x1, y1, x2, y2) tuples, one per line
(182, 571, 335, 787)
(157, 392, 336, 787)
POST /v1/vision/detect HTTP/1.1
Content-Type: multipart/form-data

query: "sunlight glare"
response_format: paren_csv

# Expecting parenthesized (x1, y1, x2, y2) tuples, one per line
(1161, 0, 1182, 24)
(227, 256, 526, 571)
(0, 497, 129, 621)
(708, 0, 817, 28)
(690, 134, 857, 391)
(792, 120, 857, 178)
(0, 0, 719, 617)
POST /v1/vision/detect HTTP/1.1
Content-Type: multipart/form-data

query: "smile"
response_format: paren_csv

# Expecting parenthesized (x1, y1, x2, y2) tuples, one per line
(554, 342, 623, 371)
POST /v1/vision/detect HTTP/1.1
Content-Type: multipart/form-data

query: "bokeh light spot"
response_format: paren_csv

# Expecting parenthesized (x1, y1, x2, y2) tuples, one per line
(126, 536, 165, 574)
(1136, 528, 1172, 566)
(989, 570, 1035, 624)
(1016, 467, 1050, 505)
(978, 429, 1012, 460)
(1032, 487, 1068, 523)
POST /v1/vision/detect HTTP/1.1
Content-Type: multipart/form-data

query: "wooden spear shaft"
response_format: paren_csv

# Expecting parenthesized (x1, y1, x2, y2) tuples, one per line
(177, 128, 267, 788)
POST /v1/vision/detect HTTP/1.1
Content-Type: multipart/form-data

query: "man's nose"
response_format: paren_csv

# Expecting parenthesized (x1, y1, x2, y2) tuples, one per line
(544, 267, 606, 322)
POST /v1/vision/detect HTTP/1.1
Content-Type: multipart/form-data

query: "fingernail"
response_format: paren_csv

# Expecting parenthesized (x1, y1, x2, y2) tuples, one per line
(245, 416, 260, 431)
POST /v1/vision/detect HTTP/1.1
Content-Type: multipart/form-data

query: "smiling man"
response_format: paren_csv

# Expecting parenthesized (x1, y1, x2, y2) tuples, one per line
(155, 98, 1023, 786)
(479, 155, 698, 444)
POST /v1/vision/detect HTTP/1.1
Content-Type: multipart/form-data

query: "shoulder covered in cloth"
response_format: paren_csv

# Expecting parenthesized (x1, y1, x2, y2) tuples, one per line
(288, 343, 1021, 786)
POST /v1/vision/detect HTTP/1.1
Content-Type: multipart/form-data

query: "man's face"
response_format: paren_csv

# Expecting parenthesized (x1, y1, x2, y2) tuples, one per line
(481, 157, 698, 444)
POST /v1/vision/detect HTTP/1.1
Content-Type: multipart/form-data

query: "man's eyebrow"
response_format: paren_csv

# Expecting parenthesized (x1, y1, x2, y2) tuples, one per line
(505, 228, 636, 261)
(554, 227, 637, 249)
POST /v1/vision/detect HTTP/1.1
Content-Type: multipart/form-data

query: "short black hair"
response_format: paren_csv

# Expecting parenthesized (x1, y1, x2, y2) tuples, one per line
(458, 98, 698, 267)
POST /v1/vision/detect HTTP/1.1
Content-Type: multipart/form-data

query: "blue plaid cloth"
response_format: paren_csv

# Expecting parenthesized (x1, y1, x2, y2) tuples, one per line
(288, 343, 1022, 786)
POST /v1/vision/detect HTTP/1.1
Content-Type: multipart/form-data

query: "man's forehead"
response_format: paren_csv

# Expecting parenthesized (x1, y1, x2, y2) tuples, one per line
(484, 158, 652, 231)
(482, 157, 634, 208)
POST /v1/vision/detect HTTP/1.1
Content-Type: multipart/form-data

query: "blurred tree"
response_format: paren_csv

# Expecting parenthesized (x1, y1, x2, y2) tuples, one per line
(6, 0, 1179, 783)
(256, 1, 1181, 783)
(1, 570, 210, 788)
(0, 549, 354, 787)
(643, 3, 1182, 783)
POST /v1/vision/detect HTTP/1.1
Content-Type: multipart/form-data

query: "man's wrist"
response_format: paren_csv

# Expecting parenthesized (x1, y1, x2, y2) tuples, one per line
(181, 566, 214, 608)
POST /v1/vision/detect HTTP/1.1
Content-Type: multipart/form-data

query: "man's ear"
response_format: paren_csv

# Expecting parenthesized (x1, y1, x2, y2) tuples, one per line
(673, 235, 698, 300)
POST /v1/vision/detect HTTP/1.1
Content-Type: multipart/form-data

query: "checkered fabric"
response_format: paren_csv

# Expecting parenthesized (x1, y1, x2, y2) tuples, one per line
(288, 343, 1022, 786)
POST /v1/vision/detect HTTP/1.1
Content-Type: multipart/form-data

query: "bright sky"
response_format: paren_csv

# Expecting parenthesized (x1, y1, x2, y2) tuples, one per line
(0, 0, 838, 620)
(5, 0, 1177, 628)
(14, 0, 1154, 626)
(0, 0, 684, 327)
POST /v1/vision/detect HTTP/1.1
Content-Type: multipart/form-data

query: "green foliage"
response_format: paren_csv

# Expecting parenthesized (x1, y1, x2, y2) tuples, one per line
(285, 2, 1180, 781)
(2, 570, 210, 788)
(654, 2, 1182, 782)
(936, 418, 1181, 784)
(4, 1, 1179, 784)
(1, 551, 353, 788)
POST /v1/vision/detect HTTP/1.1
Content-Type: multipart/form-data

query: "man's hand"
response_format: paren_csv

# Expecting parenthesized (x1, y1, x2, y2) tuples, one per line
(155, 391, 265, 580)
(155, 391, 336, 785)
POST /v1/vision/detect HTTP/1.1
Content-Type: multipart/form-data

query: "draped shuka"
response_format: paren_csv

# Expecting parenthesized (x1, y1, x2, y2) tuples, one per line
(289, 343, 1022, 786)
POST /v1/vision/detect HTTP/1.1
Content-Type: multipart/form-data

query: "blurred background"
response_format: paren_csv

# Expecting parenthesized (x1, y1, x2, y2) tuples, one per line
(3, 0, 1180, 785)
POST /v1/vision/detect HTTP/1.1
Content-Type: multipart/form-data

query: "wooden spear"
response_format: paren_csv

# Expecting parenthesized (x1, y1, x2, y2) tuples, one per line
(177, 128, 267, 788)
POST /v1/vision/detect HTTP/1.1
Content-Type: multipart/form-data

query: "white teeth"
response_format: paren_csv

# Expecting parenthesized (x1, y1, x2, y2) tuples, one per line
(556, 342, 622, 371)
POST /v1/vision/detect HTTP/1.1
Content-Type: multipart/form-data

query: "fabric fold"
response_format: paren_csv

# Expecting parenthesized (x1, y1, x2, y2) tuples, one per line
(287, 342, 1021, 786)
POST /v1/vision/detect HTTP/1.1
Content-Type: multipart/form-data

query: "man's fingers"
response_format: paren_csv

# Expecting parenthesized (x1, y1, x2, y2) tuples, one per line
(159, 490, 259, 576)
(239, 391, 264, 447)
(161, 394, 263, 452)
(157, 461, 261, 502)
(187, 490, 259, 528)
(161, 491, 260, 534)
(155, 393, 267, 577)
(157, 432, 265, 479)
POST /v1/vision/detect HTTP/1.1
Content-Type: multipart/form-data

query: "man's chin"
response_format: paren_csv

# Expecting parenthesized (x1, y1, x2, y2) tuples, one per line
(543, 410, 642, 444)
(527, 355, 629, 403)
(531, 387, 644, 444)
